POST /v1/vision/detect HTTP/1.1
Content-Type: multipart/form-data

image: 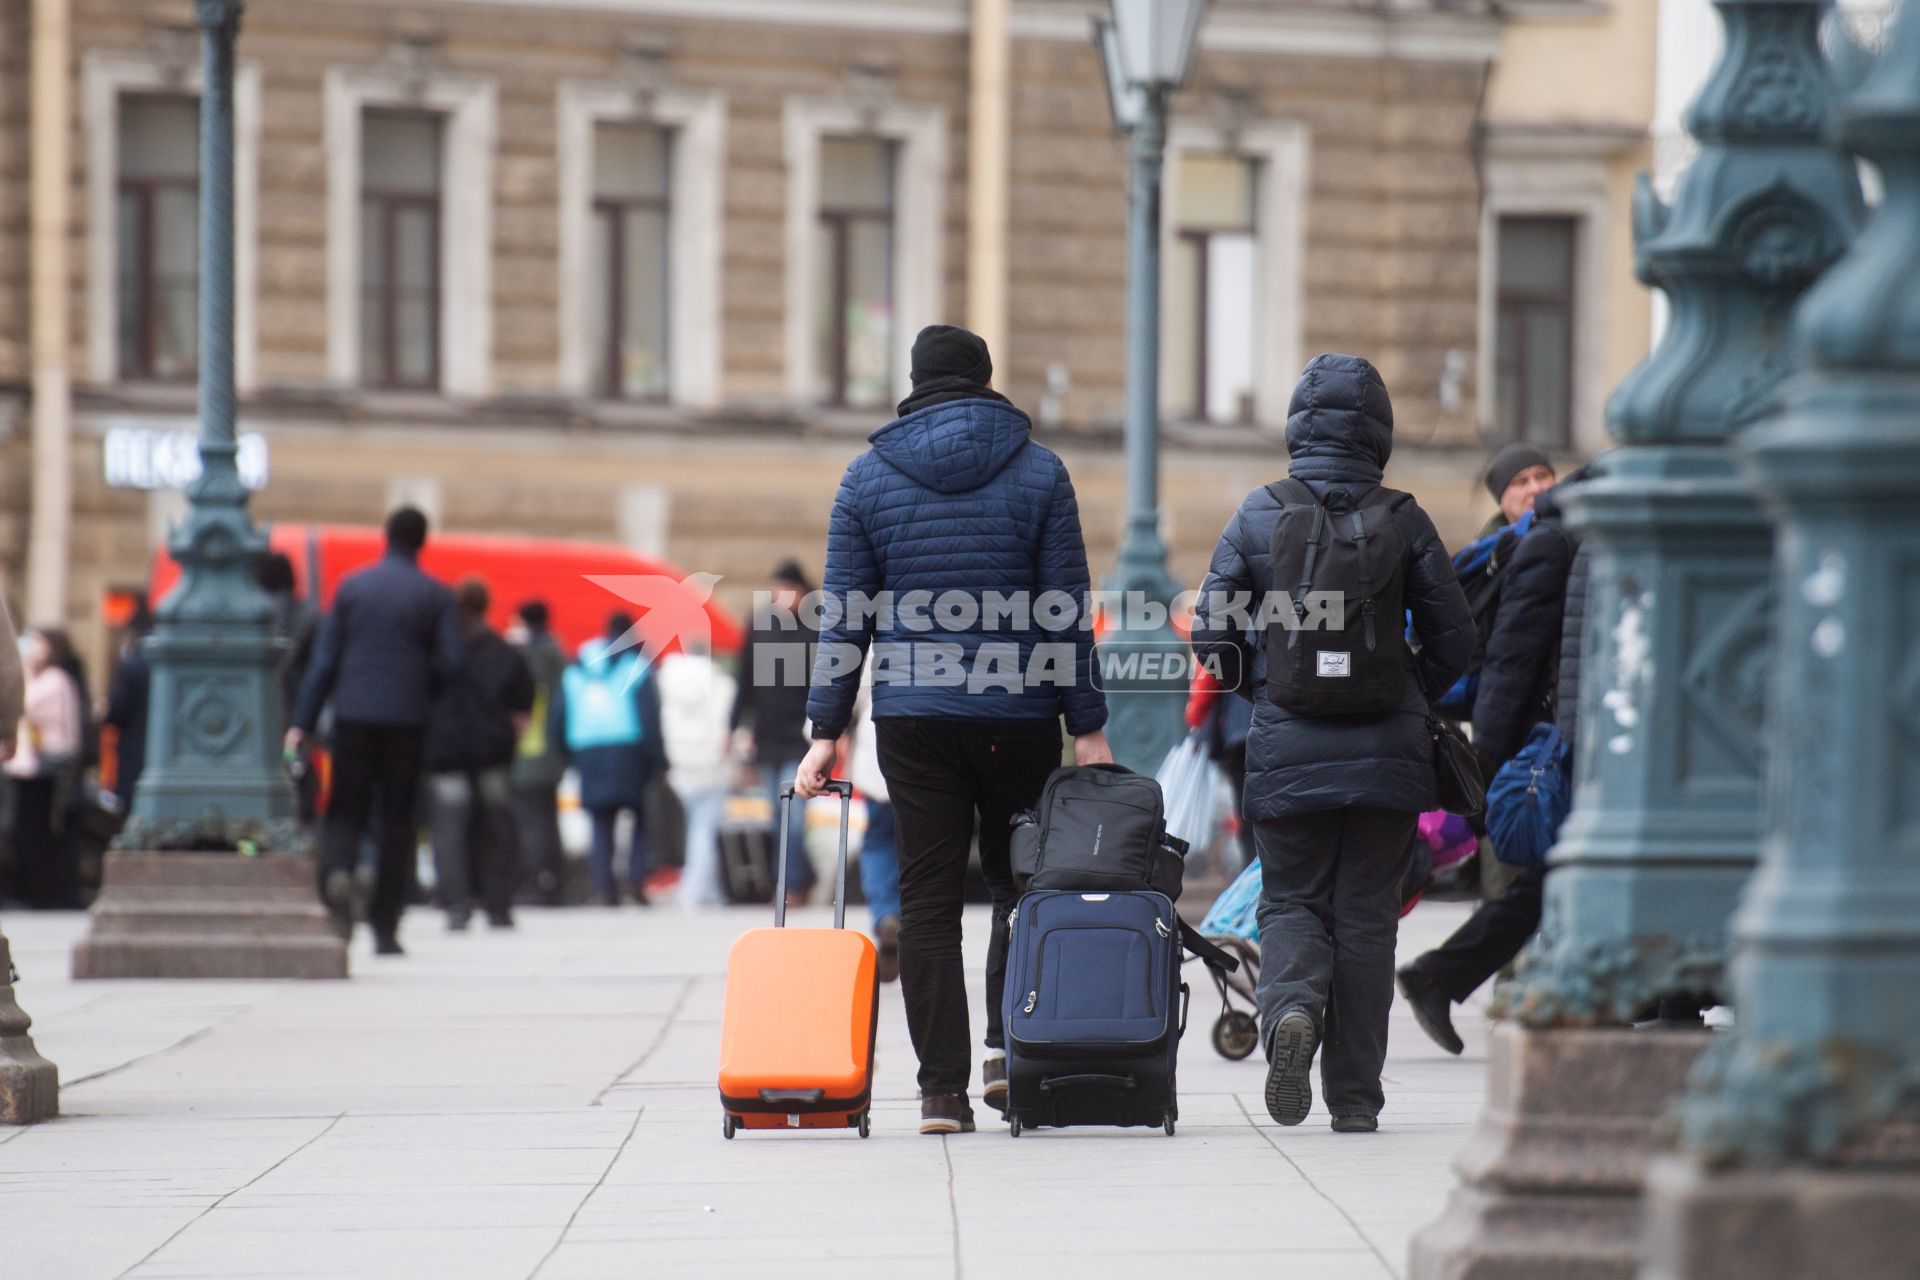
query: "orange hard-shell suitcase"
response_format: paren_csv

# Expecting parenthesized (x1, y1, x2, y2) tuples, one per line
(718, 779, 878, 1138)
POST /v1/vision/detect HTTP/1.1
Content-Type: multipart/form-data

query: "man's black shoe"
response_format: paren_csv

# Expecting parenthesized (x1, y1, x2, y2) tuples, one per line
(373, 931, 405, 957)
(487, 911, 515, 930)
(1397, 964, 1464, 1056)
(1331, 1114, 1379, 1134)
(980, 1053, 1008, 1114)
(322, 869, 355, 941)
(1264, 1010, 1317, 1127)
(919, 1093, 975, 1135)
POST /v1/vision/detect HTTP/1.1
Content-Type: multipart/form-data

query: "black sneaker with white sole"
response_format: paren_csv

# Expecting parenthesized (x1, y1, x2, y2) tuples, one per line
(1264, 1009, 1318, 1127)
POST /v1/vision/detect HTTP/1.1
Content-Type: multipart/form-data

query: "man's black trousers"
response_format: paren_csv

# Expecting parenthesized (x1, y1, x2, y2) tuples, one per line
(321, 720, 427, 936)
(875, 716, 1062, 1097)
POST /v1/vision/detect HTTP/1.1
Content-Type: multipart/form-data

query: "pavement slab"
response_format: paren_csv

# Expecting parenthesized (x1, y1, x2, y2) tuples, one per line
(0, 896, 1498, 1279)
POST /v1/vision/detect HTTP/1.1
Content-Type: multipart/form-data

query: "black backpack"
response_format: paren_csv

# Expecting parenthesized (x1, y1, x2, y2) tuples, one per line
(1262, 478, 1411, 716)
(1009, 765, 1187, 900)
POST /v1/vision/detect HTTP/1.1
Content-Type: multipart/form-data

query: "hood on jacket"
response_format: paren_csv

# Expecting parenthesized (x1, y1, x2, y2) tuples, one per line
(1284, 354, 1395, 481)
(869, 398, 1033, 494)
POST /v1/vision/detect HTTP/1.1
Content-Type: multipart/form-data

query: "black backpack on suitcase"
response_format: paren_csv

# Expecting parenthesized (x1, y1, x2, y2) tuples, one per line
(1262, 478, 1412, 716)
(1008, 765, 1186, 901)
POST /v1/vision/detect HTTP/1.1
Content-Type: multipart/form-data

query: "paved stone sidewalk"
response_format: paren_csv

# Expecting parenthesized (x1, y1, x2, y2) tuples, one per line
(0, 898, 1494, 1279)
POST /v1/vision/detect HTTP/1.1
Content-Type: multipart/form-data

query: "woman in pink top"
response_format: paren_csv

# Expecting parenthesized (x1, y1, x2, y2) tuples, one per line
(7, 629, 84, 907)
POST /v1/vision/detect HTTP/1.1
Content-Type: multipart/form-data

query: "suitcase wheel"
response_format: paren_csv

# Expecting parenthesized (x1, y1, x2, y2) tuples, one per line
(858, 1112, 871, 1139)
(1213, 1011, 1260, 1060)
(723, 1114, 738, 1140)
(1163, 1115, 1176, 1137)
(1008, 1116, 1023, 1138)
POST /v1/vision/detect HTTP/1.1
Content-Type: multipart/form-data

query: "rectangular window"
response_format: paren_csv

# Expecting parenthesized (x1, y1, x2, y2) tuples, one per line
(117, 93, 200, 381)
(588, 123, 672, 400)
(1494, 215, 1576, 448)
(360, 109, 443, 391)
(1169, 152, 1258, 424)
(814, 136, 896, 408)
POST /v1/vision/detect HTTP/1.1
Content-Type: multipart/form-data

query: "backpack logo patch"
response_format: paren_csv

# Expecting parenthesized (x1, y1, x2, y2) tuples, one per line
(1317, 651, 1352, 678)
(1091, 823, 1103, 858)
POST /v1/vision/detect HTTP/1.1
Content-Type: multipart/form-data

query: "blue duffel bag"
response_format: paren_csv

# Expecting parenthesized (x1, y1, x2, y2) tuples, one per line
(1486, 722, 1572, 870)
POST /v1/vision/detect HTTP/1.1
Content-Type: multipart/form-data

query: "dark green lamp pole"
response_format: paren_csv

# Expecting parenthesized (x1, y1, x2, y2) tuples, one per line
(121, 0, 301, 853)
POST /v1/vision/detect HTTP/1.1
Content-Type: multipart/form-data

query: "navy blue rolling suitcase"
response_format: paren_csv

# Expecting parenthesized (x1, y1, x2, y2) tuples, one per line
(1001, 888, 1187, 1136)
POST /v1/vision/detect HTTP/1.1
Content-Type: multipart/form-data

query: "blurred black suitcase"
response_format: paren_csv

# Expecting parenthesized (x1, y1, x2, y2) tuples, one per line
(719, 792, 775, 905)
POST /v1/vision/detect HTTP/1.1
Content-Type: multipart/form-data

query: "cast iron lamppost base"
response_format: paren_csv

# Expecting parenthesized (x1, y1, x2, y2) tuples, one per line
(71, 0, 345, 981)
(1410, 0, 1862, 1273)
(1094, 0, 1207, 775)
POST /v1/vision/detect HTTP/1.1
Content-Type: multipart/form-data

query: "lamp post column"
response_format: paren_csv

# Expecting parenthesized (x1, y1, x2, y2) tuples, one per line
(1102, 83, 1187, 774)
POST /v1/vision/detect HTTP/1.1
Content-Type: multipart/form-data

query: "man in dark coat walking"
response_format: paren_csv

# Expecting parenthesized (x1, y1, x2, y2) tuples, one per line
(1192, 353, 1474, 1132)
(730, 561, 820, 906)
(795, 324, 1110, 1136)
(1396, 468, 1589, 1052)
(425, 579, 535, 932)
(510, 600, 570, 905)
(288, 507, 464, 955)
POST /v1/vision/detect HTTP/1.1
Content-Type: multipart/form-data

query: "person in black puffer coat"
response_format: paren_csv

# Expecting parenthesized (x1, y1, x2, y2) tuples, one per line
(425, 579, 536, 931)
(1396, 467, 1592, 1053)
(1192, 354, 1473, 1132)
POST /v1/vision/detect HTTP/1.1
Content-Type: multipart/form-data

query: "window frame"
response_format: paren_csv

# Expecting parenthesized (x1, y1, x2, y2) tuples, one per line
(589, 124, 673, 403)
(84, 55, 261, 391)
(783, 97, 947, 410)
(557, 84, 726, 409)
(1170, 153, 1260, 424)
(324, 65, 495, 398)
(359, 109, 445, 393)
(1161, 122, 1310, 432)
(115, 123, 200, 382)
(815, 137, 898, 409)
(1493, 213, 1579, 449)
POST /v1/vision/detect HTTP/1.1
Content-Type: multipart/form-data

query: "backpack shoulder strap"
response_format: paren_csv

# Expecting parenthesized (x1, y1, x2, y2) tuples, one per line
(1357, 485, 1413, 511)
(1264, 478, 1319, 509)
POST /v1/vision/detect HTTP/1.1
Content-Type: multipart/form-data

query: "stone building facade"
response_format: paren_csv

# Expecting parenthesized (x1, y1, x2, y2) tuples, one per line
(0, 0, 1646, 675)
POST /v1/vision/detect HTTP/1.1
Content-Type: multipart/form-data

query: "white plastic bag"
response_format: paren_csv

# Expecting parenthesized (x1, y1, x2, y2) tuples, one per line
(1156, 731, 1221, 854)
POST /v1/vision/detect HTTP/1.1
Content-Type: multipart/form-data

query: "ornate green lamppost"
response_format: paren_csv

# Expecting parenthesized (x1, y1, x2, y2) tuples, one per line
(72, 0, 344, 979)
(1413, 0, 1862, 1274)
(1645, 7, 1920, 1269)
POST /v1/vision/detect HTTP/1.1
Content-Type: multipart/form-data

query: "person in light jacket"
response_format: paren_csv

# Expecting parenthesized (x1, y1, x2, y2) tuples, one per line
(656, 640, 736, 909)
(847, 663, 901, 983)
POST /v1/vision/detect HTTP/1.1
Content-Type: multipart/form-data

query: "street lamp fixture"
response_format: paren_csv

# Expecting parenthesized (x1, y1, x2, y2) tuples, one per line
(1092, 16, 1144, 133)
(1108, 0, 1207, 92)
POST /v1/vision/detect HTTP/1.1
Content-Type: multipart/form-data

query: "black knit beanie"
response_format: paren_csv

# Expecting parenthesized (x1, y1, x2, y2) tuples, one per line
(909, 324, 993, 387)
(1485, 443, 1553, 500)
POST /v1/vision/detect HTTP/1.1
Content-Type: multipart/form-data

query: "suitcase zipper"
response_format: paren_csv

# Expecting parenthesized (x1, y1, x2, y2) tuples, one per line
(1154, 917, 1171, 939)
(1024, 990, 1037, 1014)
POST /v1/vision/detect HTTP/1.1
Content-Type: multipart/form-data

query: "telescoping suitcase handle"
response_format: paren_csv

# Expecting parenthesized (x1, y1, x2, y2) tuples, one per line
(776, 779, 854, 930)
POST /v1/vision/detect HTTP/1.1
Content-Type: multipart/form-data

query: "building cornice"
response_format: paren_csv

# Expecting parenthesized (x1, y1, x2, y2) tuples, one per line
(435, 0, 1502, 63)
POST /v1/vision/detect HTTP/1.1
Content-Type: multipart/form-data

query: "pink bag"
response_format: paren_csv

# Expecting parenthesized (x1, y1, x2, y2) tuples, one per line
(1418, 810, 1479, 871)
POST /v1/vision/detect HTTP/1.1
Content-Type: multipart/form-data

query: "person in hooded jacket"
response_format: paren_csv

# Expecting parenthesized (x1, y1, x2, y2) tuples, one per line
(1397, 467, 1589, 1053)
(794, 324, 1110, 1137)
(1192, 353, 1474, 1133)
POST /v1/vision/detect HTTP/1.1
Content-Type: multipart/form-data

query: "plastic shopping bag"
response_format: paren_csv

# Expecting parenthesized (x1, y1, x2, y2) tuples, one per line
(1198, 859, 1262, 942)
(1156, 731, 1221, 853)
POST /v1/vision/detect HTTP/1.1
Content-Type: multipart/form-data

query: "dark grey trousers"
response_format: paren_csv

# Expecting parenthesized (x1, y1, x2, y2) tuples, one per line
(429, 767, 517, 919)
(1252, 806, 1417, 1118)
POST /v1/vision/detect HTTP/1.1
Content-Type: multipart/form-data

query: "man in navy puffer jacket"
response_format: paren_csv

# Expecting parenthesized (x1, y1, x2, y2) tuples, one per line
(796, 325, 1111, 1136)
(1192, 354, 1473, 1133)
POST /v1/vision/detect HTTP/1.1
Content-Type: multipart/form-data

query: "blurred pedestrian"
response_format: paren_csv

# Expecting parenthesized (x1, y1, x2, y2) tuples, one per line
(1184, 664, 1254, 869)
(425, 579, 534, 932)
(796, 323, 1110, 1135)
(287, 507, 463, 956)
(1398, 466, 1589, 1053)
(846, 663, 900, 983)
(7, 629, 86, 908)
(731, 560, 820, 907)
(1192, 354, 1474, 1133)
(102, 598, 153, 801)
(255, 552, 319, 721)
(1479, 444, 1557, 537)
(656, 638, 735, 909)
(509, 601, 569, 905)
(552, 613, 668, 907)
